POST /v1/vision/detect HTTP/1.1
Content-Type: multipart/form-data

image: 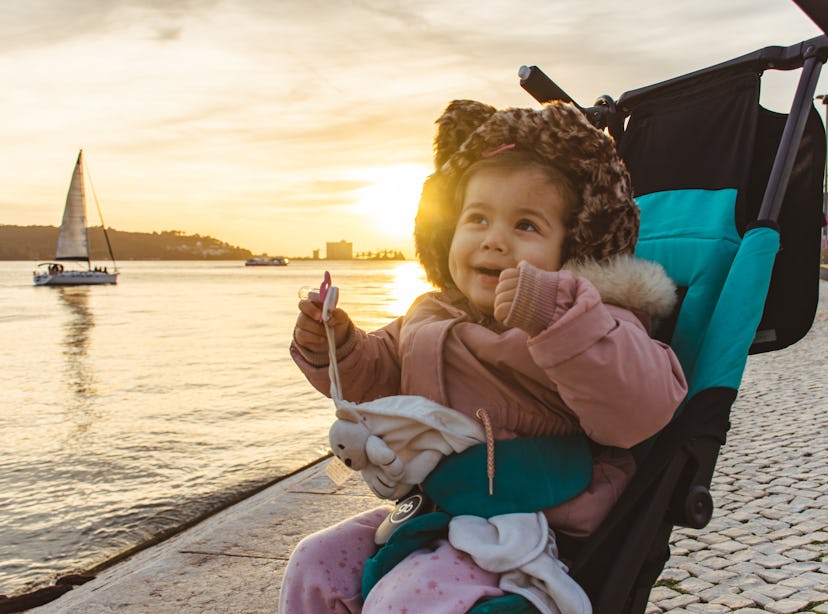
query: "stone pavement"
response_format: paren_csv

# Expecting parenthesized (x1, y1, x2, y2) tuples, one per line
(32, 284, 827, 613)
(646, 283, 828, 613)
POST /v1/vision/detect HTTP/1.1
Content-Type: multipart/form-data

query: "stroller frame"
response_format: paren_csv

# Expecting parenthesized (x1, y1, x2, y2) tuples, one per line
(521, 34, 828, 225)
(520, 20, 827, 614)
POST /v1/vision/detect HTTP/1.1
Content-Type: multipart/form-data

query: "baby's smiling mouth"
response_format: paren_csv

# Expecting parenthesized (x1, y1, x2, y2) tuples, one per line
(476, 267, 502, 278)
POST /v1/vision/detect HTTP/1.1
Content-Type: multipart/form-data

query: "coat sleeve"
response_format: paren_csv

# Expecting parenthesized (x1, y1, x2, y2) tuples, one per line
(290, 317, 405, 402)
(525, 271, 687, 449)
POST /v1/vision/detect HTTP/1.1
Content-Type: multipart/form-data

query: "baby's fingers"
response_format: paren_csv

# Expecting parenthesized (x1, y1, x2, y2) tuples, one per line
(293, 331, 327, 352)
(293, 313, 328, 351)
(493, 297, 514, 323)
(498, 266, 520, 285)
(493, 274, 518, 323)
(298, 298, 324, 321)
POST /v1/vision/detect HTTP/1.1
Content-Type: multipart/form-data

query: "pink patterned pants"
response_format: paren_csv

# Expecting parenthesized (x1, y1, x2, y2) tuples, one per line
(278, 506, 503, 613)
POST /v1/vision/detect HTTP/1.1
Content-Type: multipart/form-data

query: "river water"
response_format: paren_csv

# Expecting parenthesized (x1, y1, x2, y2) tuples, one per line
(0, 259, 433, 596)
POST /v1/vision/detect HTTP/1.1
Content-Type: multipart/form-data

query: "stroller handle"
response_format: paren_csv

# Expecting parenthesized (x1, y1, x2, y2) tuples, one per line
(518, 65, 622, 137)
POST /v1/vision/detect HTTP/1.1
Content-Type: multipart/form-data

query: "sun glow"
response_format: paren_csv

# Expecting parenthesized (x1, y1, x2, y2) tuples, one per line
(352, 164, 430, 239)
(386, 261, 435, 317)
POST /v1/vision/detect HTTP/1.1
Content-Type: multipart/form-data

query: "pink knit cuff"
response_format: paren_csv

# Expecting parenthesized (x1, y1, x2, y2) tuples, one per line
(503, 262, 560, 337)
(290, 338, 328, 367)
(336, 323, 358, 359)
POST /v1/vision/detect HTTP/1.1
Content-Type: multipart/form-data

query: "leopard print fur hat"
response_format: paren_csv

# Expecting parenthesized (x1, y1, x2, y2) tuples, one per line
(414, 99, 640, 289)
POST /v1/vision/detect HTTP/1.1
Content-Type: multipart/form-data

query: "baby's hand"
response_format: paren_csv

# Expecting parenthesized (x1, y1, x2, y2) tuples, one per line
(293, 298, 352, 353)
(493, 266, 520, 323)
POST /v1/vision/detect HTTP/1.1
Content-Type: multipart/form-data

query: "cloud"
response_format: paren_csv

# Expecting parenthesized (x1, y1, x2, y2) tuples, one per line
(1, 0, 824, 255)
(0, 1, 189, 50)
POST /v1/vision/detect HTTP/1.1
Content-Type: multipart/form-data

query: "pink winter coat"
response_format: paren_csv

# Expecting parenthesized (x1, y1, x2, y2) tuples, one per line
(291, 256, 687, 537)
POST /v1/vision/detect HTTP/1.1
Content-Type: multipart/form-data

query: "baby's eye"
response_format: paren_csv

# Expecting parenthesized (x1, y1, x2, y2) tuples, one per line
(464, 213, 488, 225)
(516, 219, 538, 232)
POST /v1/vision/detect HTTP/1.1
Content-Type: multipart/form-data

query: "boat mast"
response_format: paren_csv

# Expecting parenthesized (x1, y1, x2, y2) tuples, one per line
(85, 153, 118, 272)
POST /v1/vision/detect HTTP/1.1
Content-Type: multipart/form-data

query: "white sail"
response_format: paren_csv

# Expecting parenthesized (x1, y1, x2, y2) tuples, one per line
(33, 149, 118, 286)
(55, 151, 90, 262)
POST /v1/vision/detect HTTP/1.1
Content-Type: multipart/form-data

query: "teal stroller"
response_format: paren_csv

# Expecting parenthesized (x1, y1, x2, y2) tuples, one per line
(517, 3, 827, 612)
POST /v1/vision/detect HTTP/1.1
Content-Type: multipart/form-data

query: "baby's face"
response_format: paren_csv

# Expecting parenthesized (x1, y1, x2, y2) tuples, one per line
(448, 165, 568, 314)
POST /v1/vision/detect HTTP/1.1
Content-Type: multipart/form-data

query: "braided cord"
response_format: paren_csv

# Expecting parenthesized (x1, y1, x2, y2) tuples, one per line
(475, 408, 495, 495)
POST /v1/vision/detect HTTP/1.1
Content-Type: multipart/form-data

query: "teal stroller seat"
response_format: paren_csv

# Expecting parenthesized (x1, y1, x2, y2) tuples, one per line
(517, 6, 826, 613)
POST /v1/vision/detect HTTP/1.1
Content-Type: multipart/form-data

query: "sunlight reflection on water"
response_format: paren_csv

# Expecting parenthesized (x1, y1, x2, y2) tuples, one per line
(387, 261, 434, 317)
(0, 259, 433, 596)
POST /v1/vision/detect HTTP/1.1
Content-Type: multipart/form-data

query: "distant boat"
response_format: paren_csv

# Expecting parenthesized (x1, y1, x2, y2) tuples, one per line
(245, 256, 289, 266)
(33, 150, 118, 286)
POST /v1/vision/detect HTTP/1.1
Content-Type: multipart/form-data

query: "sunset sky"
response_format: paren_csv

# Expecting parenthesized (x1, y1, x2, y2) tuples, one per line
(1, 0, 825, 258)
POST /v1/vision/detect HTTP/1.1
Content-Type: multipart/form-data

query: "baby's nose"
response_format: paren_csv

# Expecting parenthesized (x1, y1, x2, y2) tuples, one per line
(481, 226, 509, 252)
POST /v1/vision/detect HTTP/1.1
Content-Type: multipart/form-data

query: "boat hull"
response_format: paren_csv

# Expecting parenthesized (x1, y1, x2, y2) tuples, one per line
(245, 257, 289, 266)
(33, 270, 118, 286)
(244, 262, 288, 266)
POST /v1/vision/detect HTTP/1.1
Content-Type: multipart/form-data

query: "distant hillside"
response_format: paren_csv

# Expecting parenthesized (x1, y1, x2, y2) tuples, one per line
(0, 225, 254, 261)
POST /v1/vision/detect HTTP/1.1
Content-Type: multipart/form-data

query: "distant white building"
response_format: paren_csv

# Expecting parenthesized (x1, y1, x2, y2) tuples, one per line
(326, 240, 353, 260)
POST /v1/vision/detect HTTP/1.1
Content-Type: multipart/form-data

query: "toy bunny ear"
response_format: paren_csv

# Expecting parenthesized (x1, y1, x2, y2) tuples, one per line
(433, 100, 497, 169)
(335, 405, 361, 423)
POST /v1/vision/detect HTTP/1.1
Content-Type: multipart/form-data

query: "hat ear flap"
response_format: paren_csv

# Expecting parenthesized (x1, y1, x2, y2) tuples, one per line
(433, 100, 497, 169)
(415, 173, 456, 288)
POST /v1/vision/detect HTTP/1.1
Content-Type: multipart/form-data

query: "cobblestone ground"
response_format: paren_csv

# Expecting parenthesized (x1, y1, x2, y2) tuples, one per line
(648, 284, 828, 613)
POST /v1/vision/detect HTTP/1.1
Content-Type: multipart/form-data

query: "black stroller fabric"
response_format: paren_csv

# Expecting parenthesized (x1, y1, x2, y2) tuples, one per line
(557, 54, 825, 614)
(619, 71, 824, 357)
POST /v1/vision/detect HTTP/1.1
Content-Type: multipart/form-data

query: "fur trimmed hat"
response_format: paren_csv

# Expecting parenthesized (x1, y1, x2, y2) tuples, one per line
(414, 99, 640, 289)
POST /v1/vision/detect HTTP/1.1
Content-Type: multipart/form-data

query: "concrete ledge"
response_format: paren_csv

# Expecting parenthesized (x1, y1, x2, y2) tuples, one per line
(32, 462, 378, 613)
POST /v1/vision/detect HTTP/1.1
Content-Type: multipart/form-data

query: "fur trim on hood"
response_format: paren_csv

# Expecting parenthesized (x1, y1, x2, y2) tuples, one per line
(565, 255, 677, 320)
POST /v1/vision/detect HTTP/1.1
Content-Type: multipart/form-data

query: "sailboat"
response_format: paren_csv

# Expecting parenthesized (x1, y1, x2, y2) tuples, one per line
(33, 150, 118, 286)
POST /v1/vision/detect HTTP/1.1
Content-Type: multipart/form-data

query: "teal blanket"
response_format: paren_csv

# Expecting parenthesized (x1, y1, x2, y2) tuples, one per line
(362, 435, 592, 610)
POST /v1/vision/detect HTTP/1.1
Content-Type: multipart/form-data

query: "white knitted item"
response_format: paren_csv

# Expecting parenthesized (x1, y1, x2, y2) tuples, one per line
(449, 513, 592, 614)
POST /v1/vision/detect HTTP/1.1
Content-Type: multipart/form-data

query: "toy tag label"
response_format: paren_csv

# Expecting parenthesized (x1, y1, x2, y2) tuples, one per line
(325, 456, 354, 486)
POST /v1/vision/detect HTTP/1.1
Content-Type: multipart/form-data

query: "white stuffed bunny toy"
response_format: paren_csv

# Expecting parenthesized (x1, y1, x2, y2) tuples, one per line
(329, 407, 409, 499)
